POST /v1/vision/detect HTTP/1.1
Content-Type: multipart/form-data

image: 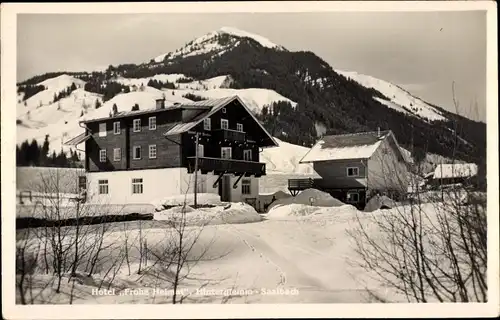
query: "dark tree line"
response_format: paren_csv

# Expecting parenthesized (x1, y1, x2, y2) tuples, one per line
(84, 80, 129, 102)
(16, 135, 83, 168)
(182, 93, 207, 102)
(147, 79, 176, 90)
(17, 85, 46, 101)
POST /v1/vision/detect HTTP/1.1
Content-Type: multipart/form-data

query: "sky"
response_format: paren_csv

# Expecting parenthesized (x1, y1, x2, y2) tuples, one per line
(17, 11, 487, 122)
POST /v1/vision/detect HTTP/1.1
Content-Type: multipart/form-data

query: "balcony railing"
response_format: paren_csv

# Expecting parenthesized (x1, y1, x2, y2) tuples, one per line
(187, 156, 266, 177)
(212, 129, 246, 142)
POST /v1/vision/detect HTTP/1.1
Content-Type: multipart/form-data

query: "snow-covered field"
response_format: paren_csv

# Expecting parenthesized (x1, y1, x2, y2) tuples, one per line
(16, 202, 406, 304)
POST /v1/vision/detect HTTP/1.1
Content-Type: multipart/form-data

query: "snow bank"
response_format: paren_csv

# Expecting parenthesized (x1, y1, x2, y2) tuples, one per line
(267, 203, 358, 220)
(364, 195, 397, 212)
(267, 188, 344, 211)
(153, 202, 262, 226)
(151, 193, 223, 211)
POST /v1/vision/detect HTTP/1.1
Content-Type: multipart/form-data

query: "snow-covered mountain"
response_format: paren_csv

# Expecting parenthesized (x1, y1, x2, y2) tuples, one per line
(153, 26, 285, 63)
(17, 26, 484, 169)
(335, 70, 447, 122)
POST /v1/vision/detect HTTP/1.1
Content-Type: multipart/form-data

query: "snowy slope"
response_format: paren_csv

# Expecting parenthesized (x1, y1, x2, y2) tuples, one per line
(17, 88, 103, 155)
(335, 70, 447, 122)
(17, 75, 86, 115)
(153, 26, 285, 63)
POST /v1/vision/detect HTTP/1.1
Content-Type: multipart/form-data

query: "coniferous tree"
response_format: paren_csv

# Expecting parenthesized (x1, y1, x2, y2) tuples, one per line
(41, 135, 50, 165)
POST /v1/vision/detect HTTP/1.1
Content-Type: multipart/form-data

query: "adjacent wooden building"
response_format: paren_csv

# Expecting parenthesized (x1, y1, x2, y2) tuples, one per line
(65, 96, 278, 205)
(288, 130, 410, 209)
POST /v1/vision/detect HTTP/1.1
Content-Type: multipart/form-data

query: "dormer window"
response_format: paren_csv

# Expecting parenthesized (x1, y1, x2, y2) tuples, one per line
(347, 167, 359, 177)
(204, 118, 211, 130)
(133, 119, 141, 132)
(236, 123, 243, 132)
(221, 119, 229, 130)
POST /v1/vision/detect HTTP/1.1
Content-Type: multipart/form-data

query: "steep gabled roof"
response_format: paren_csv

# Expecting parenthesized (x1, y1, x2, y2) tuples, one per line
(299, 130, 405, 163)
(164, 95, 279, 148)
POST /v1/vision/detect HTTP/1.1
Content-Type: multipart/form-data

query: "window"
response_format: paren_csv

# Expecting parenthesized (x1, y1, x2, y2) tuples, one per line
(133, 146, 142, 160)
(149, 116, 156, 130)
(221, 147, 232, 159)
(346, 192, 360, 203)
(113, 121, 120, 135)
(149, 144, 157, 159)
(98, 180, 109, 194)
(203, 118, 211, 130)
(242, 179, 251, 195)
(243, 149, 252, 161)
(132, 178, 143, 194)
(236, 123, 243, 132)
(221, 107, 227, 113)
(133, 119, 141, 132)
(99, 123, 107, 137)
(347, 167, 359, 177)
(221, 119, 229, 130)
(113, 148, 121, 162)
(99, 149, 107, 163)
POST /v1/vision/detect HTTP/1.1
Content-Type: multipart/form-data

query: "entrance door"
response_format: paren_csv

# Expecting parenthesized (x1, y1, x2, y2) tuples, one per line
(218, 175, 231, 202)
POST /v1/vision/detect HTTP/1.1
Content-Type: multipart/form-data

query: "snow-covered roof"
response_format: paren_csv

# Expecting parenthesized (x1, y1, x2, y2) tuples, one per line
(300, 130, 392, 163)
(432, 163, 478, 179)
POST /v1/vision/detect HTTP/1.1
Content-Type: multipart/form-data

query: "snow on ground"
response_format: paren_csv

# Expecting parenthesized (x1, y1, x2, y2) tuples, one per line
(154, 202, 262, 226)
(261, 138, 315, 174)
(267, 203, 358, 220)
(268, 188, 345, 211)
(18, 200, 424, 304)
(336, 70, 447, 122)
(151, 193, 223, 211)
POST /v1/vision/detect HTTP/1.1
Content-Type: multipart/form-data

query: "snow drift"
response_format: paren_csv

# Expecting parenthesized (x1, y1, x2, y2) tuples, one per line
(267, 188, 345, 211)
(153, 202, 262, 226)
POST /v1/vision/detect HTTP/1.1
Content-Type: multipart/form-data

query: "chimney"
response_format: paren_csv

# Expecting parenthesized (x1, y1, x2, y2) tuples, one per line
(377, 127, 381, 138)
(155, 98, 165, 110)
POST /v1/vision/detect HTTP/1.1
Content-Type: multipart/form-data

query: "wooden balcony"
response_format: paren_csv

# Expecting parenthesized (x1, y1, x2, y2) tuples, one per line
(288, 177, 367, 196)
(187, 156, 266, 177)
(213, 129, 246, 142)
